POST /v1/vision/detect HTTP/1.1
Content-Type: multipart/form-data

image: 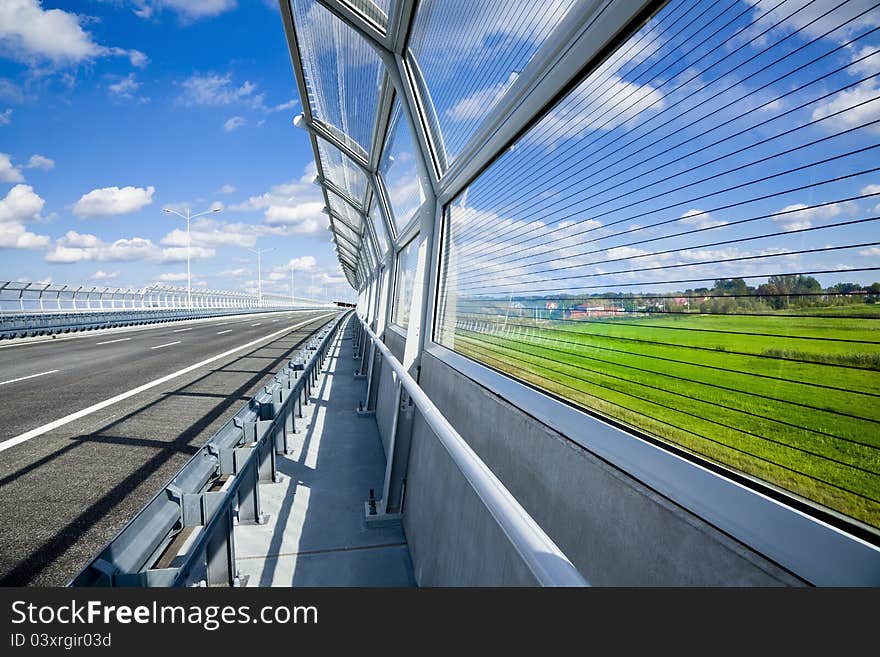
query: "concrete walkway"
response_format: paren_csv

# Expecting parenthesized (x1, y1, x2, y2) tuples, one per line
(235, 318, 416, 586)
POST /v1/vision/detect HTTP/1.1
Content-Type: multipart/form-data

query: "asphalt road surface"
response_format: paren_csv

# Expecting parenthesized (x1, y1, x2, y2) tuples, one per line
(0, 309, 338, 585)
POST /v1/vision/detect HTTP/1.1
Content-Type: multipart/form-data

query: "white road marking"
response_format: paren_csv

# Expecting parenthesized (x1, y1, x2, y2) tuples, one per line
(251, 323, 261, 326)
(217, 329, 233, 335)
(96, 338, 131, 346)
(272, 320, 279, 323)
(173, 328, 193, 333)
(0, 369, 59, 386)
(151, 341, 181, 350)
(0, 313, 335, 454)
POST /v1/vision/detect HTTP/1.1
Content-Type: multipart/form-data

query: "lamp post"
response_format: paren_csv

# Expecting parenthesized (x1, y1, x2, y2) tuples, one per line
(162, 206, 221, 310)
(250, 247, 274, 307)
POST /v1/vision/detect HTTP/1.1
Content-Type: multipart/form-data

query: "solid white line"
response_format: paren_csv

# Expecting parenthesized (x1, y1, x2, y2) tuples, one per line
(251, 323, 261, 326)
(172, 328, 193, 333)
(0, 313, 335, 454)
(95, 338, 131, 346)
(217, 329, 232, 335)
(0, 369, 59, 386)
(151, 341, 181, 350)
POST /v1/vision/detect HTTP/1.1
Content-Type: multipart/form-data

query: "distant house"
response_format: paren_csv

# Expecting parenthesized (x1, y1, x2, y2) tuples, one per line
(570, 303, 625, 319)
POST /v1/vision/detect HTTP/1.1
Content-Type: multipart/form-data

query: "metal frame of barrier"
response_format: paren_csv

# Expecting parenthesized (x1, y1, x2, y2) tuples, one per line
(0, 281, 322, 314)
(69, 311, 349, 587)
(352, 315, 589, 587)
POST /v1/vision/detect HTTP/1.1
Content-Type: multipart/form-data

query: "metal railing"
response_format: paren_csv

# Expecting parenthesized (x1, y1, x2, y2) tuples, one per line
(70, 311, 348, 587)
(352, 315, 588, 587)
(0, 307, 323, 340)
(0, 281, 318, 314)
(0, 280, 334, 340)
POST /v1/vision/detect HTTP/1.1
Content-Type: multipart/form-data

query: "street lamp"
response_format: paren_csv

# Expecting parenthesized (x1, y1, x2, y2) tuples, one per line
(162, 206, 221, 310)
(249, 247, 274, 307)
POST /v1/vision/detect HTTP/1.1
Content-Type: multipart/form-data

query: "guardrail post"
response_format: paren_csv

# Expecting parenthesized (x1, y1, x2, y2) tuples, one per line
(365, 375, 413, 524)
(236, 449, 267, 526)
(271, 384, 292, 455)
(244, 418, 277, 484)
(206, 502, 238, 587)
(359, 338, 380, 416)
(355, 329, 370, 379)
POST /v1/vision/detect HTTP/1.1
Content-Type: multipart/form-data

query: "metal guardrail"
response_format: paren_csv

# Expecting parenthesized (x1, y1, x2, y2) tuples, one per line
(0, 280, 316, 314)
(352, 315, 589, 587)
(0, 306, 327, 340)
(70, 311, 349, 587)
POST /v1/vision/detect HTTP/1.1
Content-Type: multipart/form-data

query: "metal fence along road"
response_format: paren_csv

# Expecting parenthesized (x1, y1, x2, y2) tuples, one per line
(0, 280, 314, 313)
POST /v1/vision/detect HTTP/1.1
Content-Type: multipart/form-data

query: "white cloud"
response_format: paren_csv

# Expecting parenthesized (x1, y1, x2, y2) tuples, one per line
(45, 230, 216, 264)
(90, 269, 119, 280)
(0, 184, 50, 249)
(849, 46, 880, 77)
(679, 209, 727, 230)
(0, 0, 147, 68)
(531, 75, 665, 147)
(178, 73, 262, 108)
(0, 109, 10, 126)
(25, 154, 53, 170)
(446, 72, 518, 122)
(160, 217, 289, 252)
(158, 272, 188, 282)
(229, 162, 327, 236)
(162, 221, 254, 249)
(270, 99, 298, 112)
(811, 80, 880, 134)
(217, 184, 236, 194)
(247, 256, 341, 298)
(223, 116, 245, 132)
(218, 267, 250, 278)
(108, 73, 148, 103)
(0, 152, 23, 182)
(155, 245, 215, 262)
(858, 247, 880, 257)
(133, 0, 237, 21)
(0, 79, 23, 103)
(743, 1, 880, 46)
(73, 185, 155, 218)
(284, 256, 316, 272)
(772, 201, 854, 231)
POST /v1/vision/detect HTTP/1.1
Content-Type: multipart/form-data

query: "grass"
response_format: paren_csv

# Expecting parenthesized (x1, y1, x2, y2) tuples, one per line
(447, 310, 880, 530)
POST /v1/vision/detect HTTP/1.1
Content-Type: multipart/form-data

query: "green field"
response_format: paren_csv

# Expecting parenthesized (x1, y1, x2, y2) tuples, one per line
(448, 311, 880, 529)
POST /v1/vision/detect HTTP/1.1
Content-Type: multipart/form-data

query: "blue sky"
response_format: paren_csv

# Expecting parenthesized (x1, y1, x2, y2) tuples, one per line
(0, 0, 352, 301)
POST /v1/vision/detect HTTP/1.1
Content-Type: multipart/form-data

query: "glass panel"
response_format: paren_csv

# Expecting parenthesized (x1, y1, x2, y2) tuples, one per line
(380, 99, 425, 228)
(290, 0, 384, 151)
(408, 0, 579, 164)
(331, 217, 361, 247)
(369, 197, 389, 257)
(344, 0, 390, 29)
(436, 0, 880, 530)
(327, 189, 364, 233)
(392, 236, 420, 329)
(318, 139, 369, 203)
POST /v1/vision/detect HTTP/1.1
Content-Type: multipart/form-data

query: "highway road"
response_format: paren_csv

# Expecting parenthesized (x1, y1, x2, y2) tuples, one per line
(0, 309, 338, 585)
